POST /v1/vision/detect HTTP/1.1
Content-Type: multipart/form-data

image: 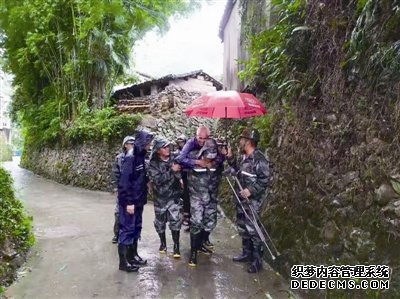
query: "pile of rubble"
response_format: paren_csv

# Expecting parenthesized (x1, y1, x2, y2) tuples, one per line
(117, 85, 217, 140)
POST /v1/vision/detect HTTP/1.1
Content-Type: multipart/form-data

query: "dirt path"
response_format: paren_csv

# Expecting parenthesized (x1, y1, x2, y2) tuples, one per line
(3, 159, 292, 299)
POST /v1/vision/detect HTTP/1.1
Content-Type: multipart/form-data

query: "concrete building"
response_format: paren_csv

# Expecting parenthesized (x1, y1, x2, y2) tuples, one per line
(219, 0, 243, 91)
(219, 0, 276, 91)
(0, 69, 12, 144)
(113, 70, 222, 99)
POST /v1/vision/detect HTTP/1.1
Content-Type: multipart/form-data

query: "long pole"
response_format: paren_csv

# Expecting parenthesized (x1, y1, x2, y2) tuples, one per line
(232, 176, 280, 256)
(225, 176, 276, 260)
(225, 106, 228, 144)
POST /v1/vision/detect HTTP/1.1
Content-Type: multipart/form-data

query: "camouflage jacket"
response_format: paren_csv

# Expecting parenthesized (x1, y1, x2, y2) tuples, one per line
(147, 155, 182, 201)
(111, 152, 125, 189)
(228, 149, 272, 202)
(187, 149, 222, 195)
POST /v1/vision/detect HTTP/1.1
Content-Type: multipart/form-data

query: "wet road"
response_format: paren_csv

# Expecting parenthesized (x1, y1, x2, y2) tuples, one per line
(3, 159, 292, 299)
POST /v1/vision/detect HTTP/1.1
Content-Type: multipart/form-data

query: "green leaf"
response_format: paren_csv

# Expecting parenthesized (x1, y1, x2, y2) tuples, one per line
(391, 179, 400, 195)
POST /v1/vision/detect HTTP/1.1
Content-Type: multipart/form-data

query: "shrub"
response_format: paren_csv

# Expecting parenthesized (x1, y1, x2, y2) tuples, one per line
(64, 107, 142, 144)
(0, 166, 34, 289)
(0, 142, 13, 162)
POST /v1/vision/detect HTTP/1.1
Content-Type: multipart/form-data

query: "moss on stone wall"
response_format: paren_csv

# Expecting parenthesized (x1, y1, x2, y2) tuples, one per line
(234, 0, 400, 298)
(21, 141, 120, 191)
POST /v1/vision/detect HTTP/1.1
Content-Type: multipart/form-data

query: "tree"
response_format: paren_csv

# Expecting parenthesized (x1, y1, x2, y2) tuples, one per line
(0, 0, 199, 146)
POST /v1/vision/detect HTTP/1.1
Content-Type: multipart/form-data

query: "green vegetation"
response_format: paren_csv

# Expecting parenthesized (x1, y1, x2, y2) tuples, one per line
(237, 0, 308, 146)
(0, 0, 199, 148)
(345, 0, 400, 90)
(10, 126, 23, 155)
(0, 140, 12, 161)
(238, 0, 400, 298)
(239, 0, 308, 102)
(0, 166, 34, 289)
(64, 106, 142, 144)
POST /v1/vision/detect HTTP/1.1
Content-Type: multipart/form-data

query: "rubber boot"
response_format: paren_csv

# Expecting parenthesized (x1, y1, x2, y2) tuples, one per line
(233, 239, 252, 263)
(198, 230, 213, 255)
(118, 244, 139, 272)
(158, 232, 167, 253)
(247, 244, 263, 273)
(188, 233, 198, 267)
(203, 230, 214, 248)
(128, 240, 147, 266)
(171, 230, 181, 258)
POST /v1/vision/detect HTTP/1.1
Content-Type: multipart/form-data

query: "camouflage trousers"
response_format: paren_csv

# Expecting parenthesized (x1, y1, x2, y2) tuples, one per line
(236, 199, 263, 249)
(153, 198, 182, 234)
(190, 190, 218, 235)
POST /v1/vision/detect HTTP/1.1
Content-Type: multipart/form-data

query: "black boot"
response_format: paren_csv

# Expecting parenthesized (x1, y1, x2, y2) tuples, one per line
(158, 232, 167, 253)
(112, 212, 119, 244)
(198, 230, 213, 255)
(118, 244, 139, 272)
(188, 233, 198, 267)
(128, 240, 147, 266)
(248, 244, 263, 273)
(233, 239, 252, 263)
(171, 230, 181, 258)
(203, 230, 214, 248)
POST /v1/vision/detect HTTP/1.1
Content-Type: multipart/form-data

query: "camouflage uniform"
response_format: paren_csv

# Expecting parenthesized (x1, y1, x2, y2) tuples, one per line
(147, 138, 183, 257)
(187, 155, 221, 235)
(147, 154, 182, 234)
(187, 139, 223, 266)
(229, 149, 271, 247)
(173, 134, 190, 226)
(228, 128, 272, 273)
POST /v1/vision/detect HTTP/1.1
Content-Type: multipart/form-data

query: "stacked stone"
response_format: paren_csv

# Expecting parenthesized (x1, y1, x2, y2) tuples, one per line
(22, 86, 218, 192)
(138, 86, 217, 140)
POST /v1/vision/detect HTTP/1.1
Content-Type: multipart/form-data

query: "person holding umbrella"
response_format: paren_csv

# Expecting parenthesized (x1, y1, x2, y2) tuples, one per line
(226, 127, 272, 273)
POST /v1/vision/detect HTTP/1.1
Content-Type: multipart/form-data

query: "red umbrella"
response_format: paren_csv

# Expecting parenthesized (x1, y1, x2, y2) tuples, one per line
(185, 90, 267, 119)
(185, 90, 268, 142)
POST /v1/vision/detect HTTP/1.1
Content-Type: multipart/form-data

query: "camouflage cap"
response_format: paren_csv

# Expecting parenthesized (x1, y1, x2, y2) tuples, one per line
(198, 138, 218, 159)
(240, 128, 260, 143)
(150, 137, 170, 160)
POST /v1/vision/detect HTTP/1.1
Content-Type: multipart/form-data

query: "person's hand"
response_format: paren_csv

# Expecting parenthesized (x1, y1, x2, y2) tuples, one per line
(226, 146, 233, 158)
(220, 147, 228, 156)
(147, 181, 153, 195)
(126, 204, 135, 215)
(206, 161, 215, 169)
(196, 159, 207, 168)
(239, 188, 251, 199)
(172, 163, 181, 172)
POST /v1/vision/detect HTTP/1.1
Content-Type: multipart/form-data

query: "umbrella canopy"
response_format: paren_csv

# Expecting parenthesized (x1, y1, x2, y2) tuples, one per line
(185, 90, 267, 119)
